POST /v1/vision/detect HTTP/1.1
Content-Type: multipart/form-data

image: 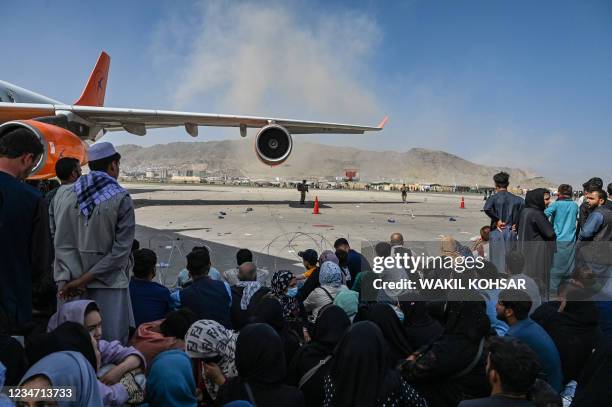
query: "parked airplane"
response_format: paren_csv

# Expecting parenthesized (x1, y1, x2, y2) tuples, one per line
(0, 52, 387, 179)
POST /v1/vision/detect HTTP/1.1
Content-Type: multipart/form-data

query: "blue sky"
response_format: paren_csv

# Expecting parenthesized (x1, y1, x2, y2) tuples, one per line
(1, 0, 611, 184)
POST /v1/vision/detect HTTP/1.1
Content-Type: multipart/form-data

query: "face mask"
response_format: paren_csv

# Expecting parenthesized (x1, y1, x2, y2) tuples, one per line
(286, 287, 298, 297)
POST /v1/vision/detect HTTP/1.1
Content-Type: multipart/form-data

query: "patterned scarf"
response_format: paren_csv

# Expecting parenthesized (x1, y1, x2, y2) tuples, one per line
(271, 270, 300, 319)
(235, 281, 262, 310)
(73, 171, 126, 220)
(319, 261, 343, 288)
(185, 320, 238, 400)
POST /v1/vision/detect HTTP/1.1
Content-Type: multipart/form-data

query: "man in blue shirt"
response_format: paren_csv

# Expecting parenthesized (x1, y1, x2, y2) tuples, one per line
(496, 289, 563, 392)
(171, 248, 233, 328)
(129, 248, 172, 327)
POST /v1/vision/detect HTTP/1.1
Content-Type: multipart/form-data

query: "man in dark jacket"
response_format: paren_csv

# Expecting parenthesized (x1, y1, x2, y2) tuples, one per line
(334, 237, 371, 288)
(577, 177, 604, 235)
(0, 127, 50, 333)
(174, 249, 233, 329)
(483, 172, 524, 275)
(578, 188, 612, 335)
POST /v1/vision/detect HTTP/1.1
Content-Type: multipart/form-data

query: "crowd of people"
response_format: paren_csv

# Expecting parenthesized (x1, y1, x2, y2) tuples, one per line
(1, 128, 612, 406)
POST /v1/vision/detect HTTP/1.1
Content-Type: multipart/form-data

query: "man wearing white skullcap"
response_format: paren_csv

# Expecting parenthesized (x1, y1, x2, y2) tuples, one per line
(50, 141, 136, 344)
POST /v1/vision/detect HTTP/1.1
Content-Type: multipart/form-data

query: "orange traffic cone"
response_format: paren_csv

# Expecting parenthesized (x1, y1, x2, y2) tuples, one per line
(313, 196, 320, 214)
(460, 196, 465, 209)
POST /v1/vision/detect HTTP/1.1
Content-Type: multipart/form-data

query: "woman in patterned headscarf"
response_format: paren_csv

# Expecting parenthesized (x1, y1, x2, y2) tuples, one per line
(304, 262, 347, 320)
(185, 320, 239, 401)
(271, 270, 301, 320)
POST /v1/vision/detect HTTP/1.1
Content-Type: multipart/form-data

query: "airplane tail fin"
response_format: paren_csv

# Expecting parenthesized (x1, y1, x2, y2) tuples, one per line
(74, 51, 110, 106)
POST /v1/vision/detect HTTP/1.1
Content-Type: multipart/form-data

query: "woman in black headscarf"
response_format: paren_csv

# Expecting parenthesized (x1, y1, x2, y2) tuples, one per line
(398, 295, 444, 349)
(572, 336, 612, 407)
(517, 188, 556, 290)
(288, 305, 350, 407)
(218, 323, 304, 406)
(401, 291, 491, 407)
(322, 321, 426, 407)
(534, 285, 602, 383)
(26, 321, 98, 371)
(248, 297, 301, 366)
(365, 303, 413, 367)
(0, 335, 28, 386)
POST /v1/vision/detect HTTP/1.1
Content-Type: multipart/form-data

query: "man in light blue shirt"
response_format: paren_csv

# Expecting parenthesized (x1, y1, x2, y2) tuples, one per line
(544, 184, 579, 293)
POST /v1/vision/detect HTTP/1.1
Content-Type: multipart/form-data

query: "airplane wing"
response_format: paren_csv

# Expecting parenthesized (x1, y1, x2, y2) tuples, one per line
(0, 102, 387, 137)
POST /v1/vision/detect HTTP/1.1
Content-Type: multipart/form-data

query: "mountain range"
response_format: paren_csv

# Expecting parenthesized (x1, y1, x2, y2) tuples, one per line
(117, 140, 551, 187)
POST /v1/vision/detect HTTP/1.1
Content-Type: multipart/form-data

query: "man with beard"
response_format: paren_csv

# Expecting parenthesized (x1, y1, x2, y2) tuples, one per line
(51, 142, 135, 344)
(0, 128, 50, 332)
(496, 289, 562, 392)
(458, 337, 540, 406)
(577, 177, 604, 234)
(578, 188, 612, 335)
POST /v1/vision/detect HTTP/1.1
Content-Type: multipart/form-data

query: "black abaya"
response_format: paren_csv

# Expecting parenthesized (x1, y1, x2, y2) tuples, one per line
(288, 305, 350, 407)
(366, 303, 414, 366)
(517, 189, 556, 290)
(218, 323, 304, 407)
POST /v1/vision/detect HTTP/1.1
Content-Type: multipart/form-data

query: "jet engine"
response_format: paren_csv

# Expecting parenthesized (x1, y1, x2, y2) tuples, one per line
(0, 120, 88, 180)
(254, 124, 293, 166)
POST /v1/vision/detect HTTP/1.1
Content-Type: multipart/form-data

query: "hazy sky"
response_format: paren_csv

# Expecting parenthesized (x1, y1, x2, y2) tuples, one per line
(2, 0, 611, 184)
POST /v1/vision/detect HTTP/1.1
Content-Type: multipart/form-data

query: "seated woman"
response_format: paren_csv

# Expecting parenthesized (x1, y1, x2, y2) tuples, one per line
(401, 292, 491, 407)
(304, 262, 347, 320)
(288, 305, 350, 407)
(47, 300, 147, 406)
(19, 351, 103, 407)
(185, 319, 239, 403)
(129, 308, 198, 365)
(218, 323, 304, 406)
(146, 349, 198, 407)
(333, 289, 359, 321)
(248, 297, 301, 367)
(398, 295, 444, 350)
(270, 270, 301, 321)
(27, 321, 143, 406)
(26, 322, 99, 371)
(365, 303, 414, 368)
(0, 334, 28, 386)
(322, 321, 426, 407)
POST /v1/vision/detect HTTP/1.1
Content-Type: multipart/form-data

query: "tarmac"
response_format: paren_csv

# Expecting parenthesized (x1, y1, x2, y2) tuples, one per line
(129, 183, 491, 286)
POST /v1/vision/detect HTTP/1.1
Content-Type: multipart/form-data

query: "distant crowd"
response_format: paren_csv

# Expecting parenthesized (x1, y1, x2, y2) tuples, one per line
(1, 128, 612, 406)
